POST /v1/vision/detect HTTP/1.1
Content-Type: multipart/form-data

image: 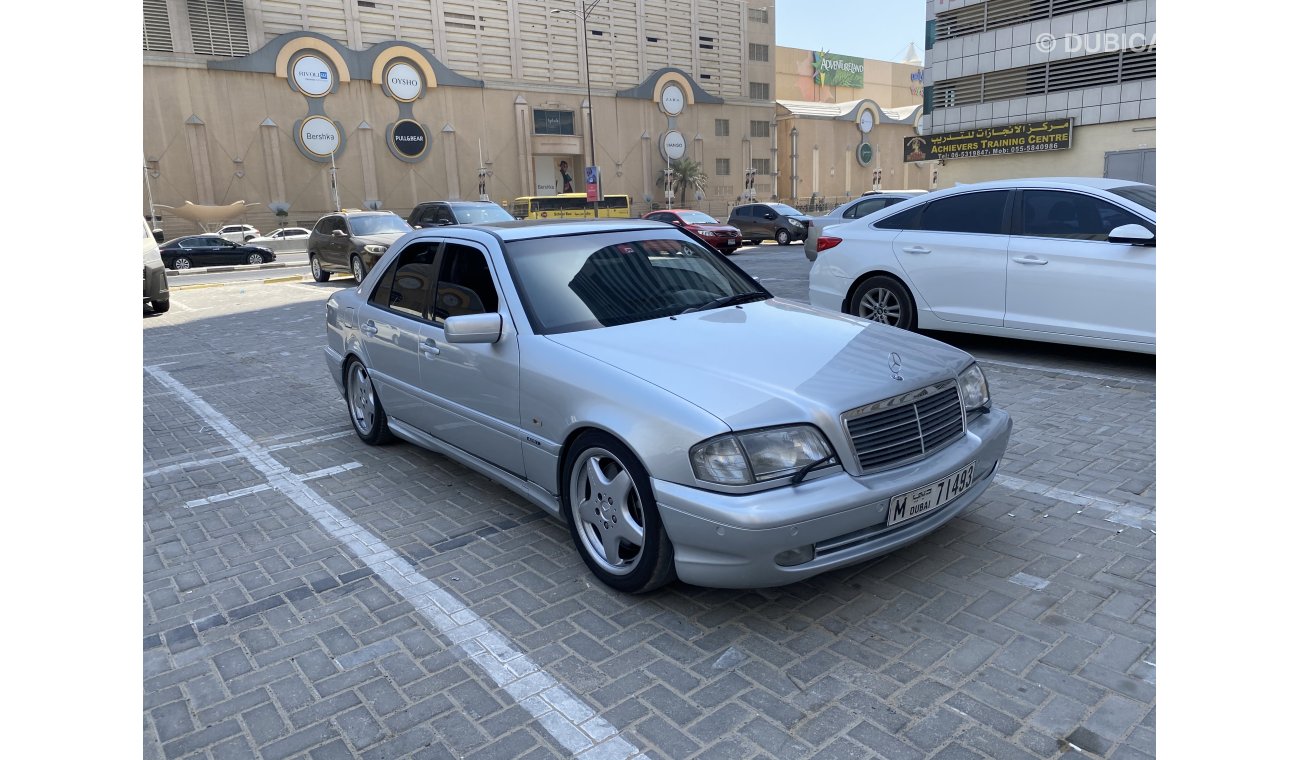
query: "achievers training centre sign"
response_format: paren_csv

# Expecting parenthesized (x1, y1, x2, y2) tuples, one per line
(903, 118, 1073, 162)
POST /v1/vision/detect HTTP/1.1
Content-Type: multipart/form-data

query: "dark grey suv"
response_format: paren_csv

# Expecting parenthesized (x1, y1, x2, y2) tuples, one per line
(726, 203, 812, 246)
(308, 211, 412, 282)
(407, 200, 514, 228)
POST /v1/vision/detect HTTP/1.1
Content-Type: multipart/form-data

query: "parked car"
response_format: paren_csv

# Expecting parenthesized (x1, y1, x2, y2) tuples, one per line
(217, 224, 260, 243)
(804, 191, 928, 258)
(247, 227, 312, 251)
(407, 200, 514, 228)
(726, 203, 812, 246)
(307, 210, 413, 282)
(808, 177, 1156, 353)
(143, 220, 169, 313)
(642, 209, 744, 254)
(324, 219, 1011, 592)
(159, 235, 277, 270)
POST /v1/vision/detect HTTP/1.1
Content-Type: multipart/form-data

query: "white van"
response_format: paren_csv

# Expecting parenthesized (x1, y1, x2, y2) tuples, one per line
(144, 220, 170, 313)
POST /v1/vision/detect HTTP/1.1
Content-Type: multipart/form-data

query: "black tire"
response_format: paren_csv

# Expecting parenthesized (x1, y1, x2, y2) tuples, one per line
(849, 275, 917, 331)
(776, 228, 791, 246)
(351, 255, 367, 282)
(344, 358, 393, 445)
(310, 254, 331, 282)
(150, 298, 170, 314)
(246, 252, 265, 265)
(243, 234, 256, 242)
(170, 256, 192, 271)
(562, 431, 675, 593)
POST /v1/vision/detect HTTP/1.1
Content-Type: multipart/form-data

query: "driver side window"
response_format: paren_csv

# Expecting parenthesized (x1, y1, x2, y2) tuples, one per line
(433, 244, 499, 325)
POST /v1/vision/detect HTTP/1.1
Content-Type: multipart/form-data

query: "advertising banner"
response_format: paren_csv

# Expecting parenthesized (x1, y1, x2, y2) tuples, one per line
(812, 50, 865, 88)
(535, 157, 578, 195)
(903, 118, 1073, 162)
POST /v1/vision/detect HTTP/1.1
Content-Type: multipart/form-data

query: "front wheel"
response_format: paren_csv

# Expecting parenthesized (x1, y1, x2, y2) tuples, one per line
(776, 228, 791, 246)
(849, 275, 917, 331)
(351, 255, 367, 282)
(246, 252, 264, 265)
(170, 256, 192, 270)
(310, 254, 331, 282)
(562, 432, 675, 593)
(345, 359, 393, 445)
(150, 298, 170, 313)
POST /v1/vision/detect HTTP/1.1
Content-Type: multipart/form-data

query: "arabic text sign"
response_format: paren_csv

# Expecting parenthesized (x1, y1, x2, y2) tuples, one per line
(903, 119, 1072, 162)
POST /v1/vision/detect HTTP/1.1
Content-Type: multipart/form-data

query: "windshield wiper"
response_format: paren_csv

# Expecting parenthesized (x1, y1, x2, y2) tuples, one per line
(678, 291, 769, 315)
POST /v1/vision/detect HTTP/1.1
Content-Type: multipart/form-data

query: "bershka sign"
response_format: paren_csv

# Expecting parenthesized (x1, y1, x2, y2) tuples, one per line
(292, 55, 333, 97)
(392, 119, 427, 158)
(299, 116, 340, 157)
(385, 62, 422, 101)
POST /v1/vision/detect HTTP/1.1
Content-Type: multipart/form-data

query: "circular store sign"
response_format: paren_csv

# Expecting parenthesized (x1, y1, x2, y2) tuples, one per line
(856, 142, 874, 167)
(385, 61, 423, 102)
(661, 130, 687, 161)
(292, 54, 334, 97)
(392, 119, 428, 158)
(859, 109, 875, 134)
(300, 116, 341, 158)
(660, 84, 685, 116)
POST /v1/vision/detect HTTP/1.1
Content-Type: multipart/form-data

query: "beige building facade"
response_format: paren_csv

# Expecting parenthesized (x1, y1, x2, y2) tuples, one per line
(142, 1, 932, 235)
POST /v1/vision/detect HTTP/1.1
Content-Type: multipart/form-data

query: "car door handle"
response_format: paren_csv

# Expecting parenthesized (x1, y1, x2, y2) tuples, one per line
(360, 321, 379, 336)
(901, 246, 931, 254)
(1012, 256, 1049, 265)
(420, 339, 441, 357)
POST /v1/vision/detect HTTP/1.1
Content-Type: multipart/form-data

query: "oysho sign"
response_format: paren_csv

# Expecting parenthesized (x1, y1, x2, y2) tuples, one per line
(300, 116, 340, 157)
(292, 55, 333, 97)
(392, 119, 427, 158)
(385, 62, 422, 101)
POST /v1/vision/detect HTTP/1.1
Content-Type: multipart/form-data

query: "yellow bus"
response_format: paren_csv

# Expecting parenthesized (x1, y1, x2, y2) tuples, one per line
(510, 193, 631, 219)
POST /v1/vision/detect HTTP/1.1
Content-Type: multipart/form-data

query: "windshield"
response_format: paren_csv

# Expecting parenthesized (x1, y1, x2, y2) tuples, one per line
(769, 203, 802, 216)
(1108, 184, 1155, 212)
(504, 231, 769, 334)
(676, 211, 719, 224)
(453, 204, 514, 224)
(350, 215, 412, 236)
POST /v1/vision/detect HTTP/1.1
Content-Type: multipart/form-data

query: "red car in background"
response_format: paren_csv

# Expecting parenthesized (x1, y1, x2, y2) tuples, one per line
(642, 209, 744, 254)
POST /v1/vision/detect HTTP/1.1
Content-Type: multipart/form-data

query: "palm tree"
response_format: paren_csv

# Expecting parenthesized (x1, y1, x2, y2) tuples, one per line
(656, 158, 709, 207)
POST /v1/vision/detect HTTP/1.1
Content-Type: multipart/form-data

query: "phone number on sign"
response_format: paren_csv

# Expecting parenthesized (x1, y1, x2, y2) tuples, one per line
(935, 144, 1066, 159)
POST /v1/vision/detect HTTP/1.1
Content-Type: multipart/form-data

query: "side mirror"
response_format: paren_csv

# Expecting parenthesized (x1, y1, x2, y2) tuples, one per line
(331, 229, 346, 237)
(763, 212, 776, 220)
(1108, 224, 1155, 246)
(412, 224, 422, 229)
(673, 220, 684, 226)
(444, 313, 503, 344)
(437, 219, 453, 226)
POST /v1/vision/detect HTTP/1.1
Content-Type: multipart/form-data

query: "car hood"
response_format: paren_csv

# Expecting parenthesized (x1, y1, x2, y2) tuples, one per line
(690, 223, 740, 233)
(353, 232, 407, 246)
(545, 299, 973, 431)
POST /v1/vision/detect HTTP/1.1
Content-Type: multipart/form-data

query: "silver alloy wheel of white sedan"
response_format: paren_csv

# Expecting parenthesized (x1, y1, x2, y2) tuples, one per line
(570, 446, 647, 576)
(856, 285, 902, 325)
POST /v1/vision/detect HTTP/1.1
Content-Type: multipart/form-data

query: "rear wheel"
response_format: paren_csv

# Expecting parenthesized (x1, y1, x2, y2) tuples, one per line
(345, 359, 393, 445)
(310, 254, 331, 282)
(150, 298, 170, 313)
(170, 256, 191, 270)
(562, 432, 675, 593)
(849, 275, 917, 331)
(775, 228, 791, 246)
(246, 252, 264, 265)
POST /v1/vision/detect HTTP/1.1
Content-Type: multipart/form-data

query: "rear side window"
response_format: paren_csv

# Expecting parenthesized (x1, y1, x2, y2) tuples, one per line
(314, 216, 341, 235)
(874, 203, 924, 230)
(372, 242, 438, 320)
(733, 206, 751, 218)
(433, 244, 499, 325)
(846, 198, 891, 219)
(919, 191, 1009, 234)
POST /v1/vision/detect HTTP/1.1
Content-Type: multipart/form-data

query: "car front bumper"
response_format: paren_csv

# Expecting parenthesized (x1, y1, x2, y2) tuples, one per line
(653, 408, 1011, 588)
(144, 262, 169, 301)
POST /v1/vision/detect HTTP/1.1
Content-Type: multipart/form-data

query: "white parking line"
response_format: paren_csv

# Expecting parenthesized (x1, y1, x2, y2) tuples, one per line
(144, 430, 354, 478)
(144, 365, 644, 760)
(994, 474, 1155, 529)
(978, 358, 1154, 386)
(182, 462, 362, 508)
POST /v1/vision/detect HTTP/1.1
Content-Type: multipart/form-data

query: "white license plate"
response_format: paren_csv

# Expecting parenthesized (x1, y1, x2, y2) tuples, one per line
(887, 463, 977, 527)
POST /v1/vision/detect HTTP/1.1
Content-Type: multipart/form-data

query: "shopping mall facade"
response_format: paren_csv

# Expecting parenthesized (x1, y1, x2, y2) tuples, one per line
(143, 0, 930, 235)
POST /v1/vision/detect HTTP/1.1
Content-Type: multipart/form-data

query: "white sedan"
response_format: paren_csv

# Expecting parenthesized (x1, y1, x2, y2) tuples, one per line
(247, 227, 312, 252)
(808, 177, 1155, 354)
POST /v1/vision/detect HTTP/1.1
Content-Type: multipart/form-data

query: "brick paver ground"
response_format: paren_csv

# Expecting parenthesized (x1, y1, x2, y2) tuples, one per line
(144, 248, 1155, 759)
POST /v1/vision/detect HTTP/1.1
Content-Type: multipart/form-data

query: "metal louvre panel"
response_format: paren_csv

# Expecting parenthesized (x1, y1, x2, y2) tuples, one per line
(982, 64, 1047, 100)
(935, 3, 985, 40)
(1046, 50, 1121, 91)
(936, 0, 1124, 40)
(187, 0, 251, 57)
(984, 0, 1049, 29)
(1120, 48, 1157, 82)
(844, 383, 965, 472)
(933, 73, 982, 109)
(144, 0, 173, 52)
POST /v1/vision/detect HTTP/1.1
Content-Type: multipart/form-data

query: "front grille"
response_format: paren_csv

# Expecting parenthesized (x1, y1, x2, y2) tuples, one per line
(843, 381, 965, 472)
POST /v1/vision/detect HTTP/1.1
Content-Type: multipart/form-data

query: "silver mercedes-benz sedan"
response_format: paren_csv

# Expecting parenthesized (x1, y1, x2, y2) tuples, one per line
(324, 219, 1011, 592)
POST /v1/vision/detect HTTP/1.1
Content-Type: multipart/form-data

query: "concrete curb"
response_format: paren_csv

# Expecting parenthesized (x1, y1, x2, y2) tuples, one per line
(172, 273, 308, 291)
(167, 262, 293, 277)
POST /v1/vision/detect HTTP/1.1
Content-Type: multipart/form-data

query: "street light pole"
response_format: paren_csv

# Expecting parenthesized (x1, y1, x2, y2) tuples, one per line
(554, 0, 603, 218)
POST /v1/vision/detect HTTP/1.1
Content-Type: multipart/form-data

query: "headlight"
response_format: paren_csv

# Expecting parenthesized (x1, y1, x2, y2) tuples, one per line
(789, 220, 805, 228)
(363, 244, 388, 254)
(690, 425, 833, 485)
(957, 363, 990, 414)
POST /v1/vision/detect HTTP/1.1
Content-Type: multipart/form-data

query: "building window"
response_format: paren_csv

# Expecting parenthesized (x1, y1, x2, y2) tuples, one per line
(750, 120, 770, 138)
(715, 119, 730, 137)
(748, 7, 769, 23)
(716, 158, 731, 176)
(748, 43, 769, 62)
(749, 82, 770, 100)
(187, 0, 250, 57)
(752, 158, 771, 175)
(533, 110, 576, 136)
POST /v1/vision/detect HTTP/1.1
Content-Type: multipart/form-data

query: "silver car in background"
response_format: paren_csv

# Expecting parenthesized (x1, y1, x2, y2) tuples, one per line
(324, 220, 1011, 592)
(804, 191, 927, 259)
(247, 226, 311, 252)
